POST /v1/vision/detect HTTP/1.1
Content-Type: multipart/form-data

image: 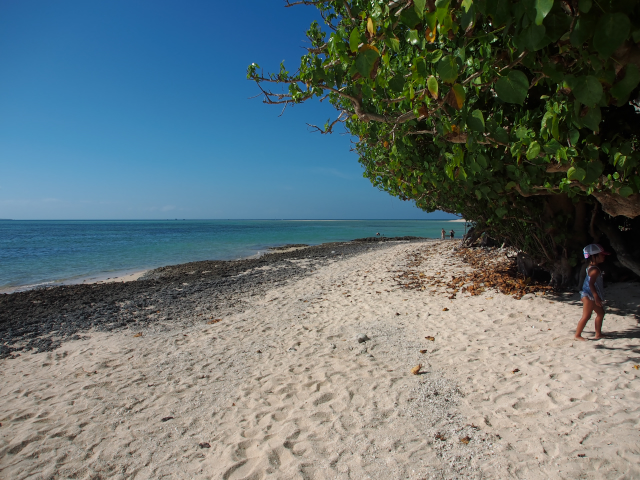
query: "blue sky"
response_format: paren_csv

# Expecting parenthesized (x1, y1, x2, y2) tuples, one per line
(0, 0, 455, 220)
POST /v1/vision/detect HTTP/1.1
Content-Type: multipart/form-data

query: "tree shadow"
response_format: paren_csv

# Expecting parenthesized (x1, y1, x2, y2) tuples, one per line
(547, 282, 640, 359)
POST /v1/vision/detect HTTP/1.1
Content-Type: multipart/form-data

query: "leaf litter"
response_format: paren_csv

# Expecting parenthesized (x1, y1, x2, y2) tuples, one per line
(394, 244, 554, 300)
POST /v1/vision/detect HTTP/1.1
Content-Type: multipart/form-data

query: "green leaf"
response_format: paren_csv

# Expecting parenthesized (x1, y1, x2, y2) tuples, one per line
(610, 64, 640, 104)
(355, 48, 380, 78)
(619, 186, 634, 198)
(583, 160, 604, 184)
(594, 13, 631, 58)
(544, 139, 562, 154)
(467, 109, 485, 133)
(505, 181, 517, 191)
(570, 14, 596, 47)
(493, 127, 509, 144)
(425, 49, 443, 63)
(414, 0, 426, 15)
(435, 2, 450, 24)
(534, 0, 553, 25)
(526, 141, 541, 160)
(437, 55, 459, 84)
(461, 0, 473, 12)
(551, 114, 560, 140)
(568, 129, 580, 146)
(385, 37, 400, 53)
(389, 73, 405, 93)
(414, 57, 427, 79)
(517, 24, 547, 51)
(406, 29, 420, 45)
(578, 0, 591, 13)
(495, 207, 508, 218)
(400, 6, 422, 28)
(567, 166, 586, 182)
(543, 11, 571, 43)
(461, 3, 476, 30)
(495, 70, 529, 104)
(427, 76, 439, 99)
(349, 29, 361, 53)
(424, 11, 437, 30)
(581, 106, 601, 132)
(572, 75, 603, 107)
(490, 0, 511, 26)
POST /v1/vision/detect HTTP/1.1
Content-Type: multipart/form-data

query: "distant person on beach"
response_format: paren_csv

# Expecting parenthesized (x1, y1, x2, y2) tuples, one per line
(376, 232, 380, 236)
(449, 230, 455, 239)
(441, 228, 446, 240)
(575, 244, 609, 341)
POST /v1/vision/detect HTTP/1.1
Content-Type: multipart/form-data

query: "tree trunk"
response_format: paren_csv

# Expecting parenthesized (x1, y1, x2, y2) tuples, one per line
(595, 217, 640, 278)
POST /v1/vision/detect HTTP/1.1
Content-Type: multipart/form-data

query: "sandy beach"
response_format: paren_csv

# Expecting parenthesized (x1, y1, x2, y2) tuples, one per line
(1, 240, 639, 479)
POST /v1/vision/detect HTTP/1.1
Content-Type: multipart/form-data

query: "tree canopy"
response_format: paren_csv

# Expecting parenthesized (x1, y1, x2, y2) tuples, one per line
(248, 0, 640, 283)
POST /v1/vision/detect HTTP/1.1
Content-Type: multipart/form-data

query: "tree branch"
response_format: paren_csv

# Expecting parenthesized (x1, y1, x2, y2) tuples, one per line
(306, 111, 349, 134)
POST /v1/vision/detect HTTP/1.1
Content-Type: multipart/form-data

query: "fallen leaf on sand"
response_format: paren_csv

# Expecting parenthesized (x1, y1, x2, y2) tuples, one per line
(435, 433, 446, 441)
(578, 454, 586, 458)
(442, 308, 449, 311)
(425, 336, 435, 341)
(460, 436, 471, 444)
(133, 333, 143, 337)
(161, 416, 174, 422)
(199, 442, 211, 448)
(633, 365, 639, 370)
(411, 364, 422, 375)
(512, 368, 520, 373)
(420, 349, 428, 354)
(207, 319, 222, 324)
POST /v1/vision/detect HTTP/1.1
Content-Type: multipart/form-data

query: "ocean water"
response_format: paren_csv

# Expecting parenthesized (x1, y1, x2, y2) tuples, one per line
(0, 219, 465, 291)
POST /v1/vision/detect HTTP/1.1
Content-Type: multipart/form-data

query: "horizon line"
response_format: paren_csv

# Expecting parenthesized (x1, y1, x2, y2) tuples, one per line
(0, 218, 463, 222)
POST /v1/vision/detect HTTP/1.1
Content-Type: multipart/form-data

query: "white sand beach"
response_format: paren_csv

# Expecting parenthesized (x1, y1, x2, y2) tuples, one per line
(2, 242, 639, 479)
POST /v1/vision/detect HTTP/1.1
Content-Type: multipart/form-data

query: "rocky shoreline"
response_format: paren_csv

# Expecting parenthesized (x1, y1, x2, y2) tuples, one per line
(0, 236, 428, 358)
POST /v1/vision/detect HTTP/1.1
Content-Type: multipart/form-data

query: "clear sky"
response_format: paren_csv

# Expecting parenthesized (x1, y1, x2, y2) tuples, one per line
(0, 0, 455, 220)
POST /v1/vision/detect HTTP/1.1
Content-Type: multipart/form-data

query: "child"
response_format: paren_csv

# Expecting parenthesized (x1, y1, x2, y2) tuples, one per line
(575, 244, 610, 341)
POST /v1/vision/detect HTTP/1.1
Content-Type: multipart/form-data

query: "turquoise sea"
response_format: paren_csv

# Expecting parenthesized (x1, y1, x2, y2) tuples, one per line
(0, 219, 465, 291)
